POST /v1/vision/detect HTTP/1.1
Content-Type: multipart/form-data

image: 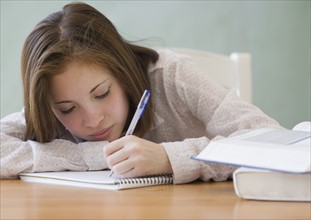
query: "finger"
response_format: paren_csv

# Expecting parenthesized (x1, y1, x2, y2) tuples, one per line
(107, 147, 129, 169)
(103, 135, 138, 157)
(113, 159, 135, 177)
(103, 138, 125, 157)
(119, 163, 149, 178)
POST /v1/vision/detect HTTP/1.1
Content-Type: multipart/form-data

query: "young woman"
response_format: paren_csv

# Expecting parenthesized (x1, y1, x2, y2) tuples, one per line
(0, 2, 281, 182)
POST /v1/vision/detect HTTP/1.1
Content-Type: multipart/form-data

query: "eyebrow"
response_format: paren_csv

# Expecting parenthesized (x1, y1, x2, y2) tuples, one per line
(89, 79, 108, 94)
(54, 79, 108, 105)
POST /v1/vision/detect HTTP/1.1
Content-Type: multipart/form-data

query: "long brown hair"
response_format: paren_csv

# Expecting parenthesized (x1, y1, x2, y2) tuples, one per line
(21, 2, 159, 142)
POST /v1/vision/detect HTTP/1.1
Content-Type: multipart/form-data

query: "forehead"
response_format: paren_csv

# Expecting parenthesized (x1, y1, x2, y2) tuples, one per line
(49, 61, 113, 97)
(52, 61, 113, 82)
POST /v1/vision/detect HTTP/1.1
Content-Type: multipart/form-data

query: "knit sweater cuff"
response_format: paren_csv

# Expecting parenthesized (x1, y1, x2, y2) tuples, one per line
(80, 141, 108, 171)
(162, 137, 208, 184)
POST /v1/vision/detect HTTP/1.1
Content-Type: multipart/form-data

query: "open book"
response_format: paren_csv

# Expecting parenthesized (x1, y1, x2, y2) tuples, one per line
(19, 170, 173, 190)
(193, 122, 311, 173)
(193, 121, 311, 201)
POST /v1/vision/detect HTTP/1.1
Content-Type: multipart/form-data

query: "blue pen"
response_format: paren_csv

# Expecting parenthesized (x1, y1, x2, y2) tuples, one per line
(109, 90, 150, 177)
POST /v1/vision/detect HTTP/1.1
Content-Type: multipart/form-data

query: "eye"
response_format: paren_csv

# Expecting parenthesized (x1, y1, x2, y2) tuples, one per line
(60, 107, 75, 115)
(95, 87, 111, 99)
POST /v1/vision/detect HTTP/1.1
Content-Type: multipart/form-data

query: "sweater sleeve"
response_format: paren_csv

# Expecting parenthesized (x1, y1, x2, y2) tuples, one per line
(0, 111, 108, 179)
(162, 137, 238, 184)
(160, 52, 282, 184)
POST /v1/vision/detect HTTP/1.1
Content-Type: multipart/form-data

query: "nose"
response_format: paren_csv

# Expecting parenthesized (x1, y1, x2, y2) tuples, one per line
(82, 107, 104, 128)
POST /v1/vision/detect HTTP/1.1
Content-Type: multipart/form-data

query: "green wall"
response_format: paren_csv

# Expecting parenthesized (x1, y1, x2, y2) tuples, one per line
(1, 0, 310, 129)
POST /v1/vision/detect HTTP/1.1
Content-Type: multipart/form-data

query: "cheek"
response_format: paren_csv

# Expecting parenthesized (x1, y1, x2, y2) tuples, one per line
(61, 117, 84, 138)
(118, 95, 129, 120)
(109, 93, 129, 122)
(60, 118, 75, 129)
(53, 112, 79, 132)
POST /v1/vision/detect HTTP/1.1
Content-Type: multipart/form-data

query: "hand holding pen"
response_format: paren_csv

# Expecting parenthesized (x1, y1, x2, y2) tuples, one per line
(109, 90, 150, 177)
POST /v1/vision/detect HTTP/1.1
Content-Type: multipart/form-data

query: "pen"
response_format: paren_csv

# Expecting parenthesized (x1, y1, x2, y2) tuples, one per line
(109, 90, 150, 177)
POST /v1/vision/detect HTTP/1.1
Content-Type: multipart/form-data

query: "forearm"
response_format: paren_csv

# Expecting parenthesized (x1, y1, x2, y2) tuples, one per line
(162, 136, 230, 184)
(0, 133, 108, 179)
(162, 136, 242, 184)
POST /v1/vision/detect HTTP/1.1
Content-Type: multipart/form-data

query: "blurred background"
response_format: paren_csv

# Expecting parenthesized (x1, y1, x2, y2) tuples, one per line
(1, 0, 310, 129)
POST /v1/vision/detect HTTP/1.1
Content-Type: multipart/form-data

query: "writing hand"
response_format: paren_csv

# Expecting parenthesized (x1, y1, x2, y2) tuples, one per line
(103, 135, 173, 178)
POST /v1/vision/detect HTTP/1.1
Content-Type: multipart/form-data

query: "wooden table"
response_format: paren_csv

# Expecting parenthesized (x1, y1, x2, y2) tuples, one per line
(1, 180, 310, 219)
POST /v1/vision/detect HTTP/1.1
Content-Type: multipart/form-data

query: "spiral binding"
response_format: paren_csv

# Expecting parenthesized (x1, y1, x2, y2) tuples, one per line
(117, 174, 173, 185)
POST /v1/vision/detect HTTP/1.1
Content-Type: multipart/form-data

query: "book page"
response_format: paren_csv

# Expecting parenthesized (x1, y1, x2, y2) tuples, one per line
(244, 129, 310, 145)
(293, 121, 311, 132)
(194, 128, 311, 173)
(20, 170, 117, 184)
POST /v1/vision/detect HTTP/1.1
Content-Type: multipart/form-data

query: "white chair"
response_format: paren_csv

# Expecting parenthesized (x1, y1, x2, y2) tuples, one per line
(170, 48, 252, 103)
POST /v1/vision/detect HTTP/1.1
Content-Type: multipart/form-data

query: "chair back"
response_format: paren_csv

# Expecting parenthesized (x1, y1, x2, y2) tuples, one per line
(170, 48, 252, 103)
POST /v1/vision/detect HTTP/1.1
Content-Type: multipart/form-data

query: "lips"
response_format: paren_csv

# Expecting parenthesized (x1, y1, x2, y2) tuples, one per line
(90, 126, 113, 140)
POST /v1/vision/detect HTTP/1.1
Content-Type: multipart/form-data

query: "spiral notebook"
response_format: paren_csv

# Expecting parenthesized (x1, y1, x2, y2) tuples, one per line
(19, 170, 173, 190)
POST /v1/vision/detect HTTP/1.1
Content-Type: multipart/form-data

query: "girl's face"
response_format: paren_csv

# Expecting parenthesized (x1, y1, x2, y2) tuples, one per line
(50, 61, 129, 142)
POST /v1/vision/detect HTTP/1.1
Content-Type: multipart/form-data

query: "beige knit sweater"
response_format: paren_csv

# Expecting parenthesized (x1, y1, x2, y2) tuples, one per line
(0, 49, 282, 182)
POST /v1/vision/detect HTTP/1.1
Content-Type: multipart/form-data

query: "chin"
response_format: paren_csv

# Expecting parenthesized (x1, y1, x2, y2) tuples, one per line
(107, 132, 123, 142)
(92, 135, 117, 142)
